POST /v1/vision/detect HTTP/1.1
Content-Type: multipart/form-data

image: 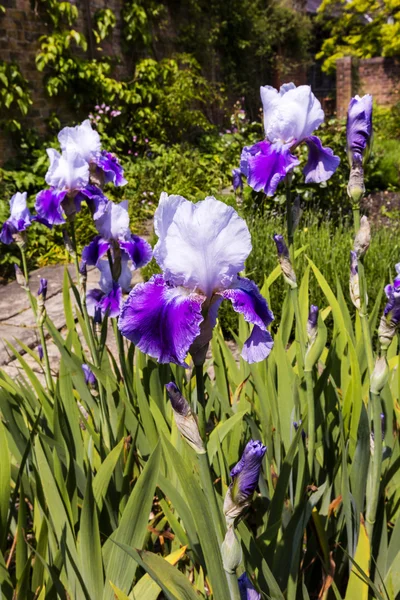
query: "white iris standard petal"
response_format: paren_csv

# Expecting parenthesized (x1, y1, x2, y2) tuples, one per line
(58, 119, 101, 163)
(10, 192, 28, 220)
(264, 84, 324, 145)
(95, 200, 130, 241)
(45, 149, 89, 191)
(153, 194, 252, 297)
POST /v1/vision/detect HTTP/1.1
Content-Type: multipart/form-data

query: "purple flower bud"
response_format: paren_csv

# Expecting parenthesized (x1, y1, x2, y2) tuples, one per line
(307, 305, 319, 344)
(238, 573, 261, 600)
(347, 95, 373, 166)
(38, 278, 48, 301)
(165, 382, 190, 416)
(273, 234, 289, 258)
(79, 260, 87, 276)
(230, 440, 266, 504)
(38, 344, 44, 361)
(82, 363, 96, 386)
(94, 306, 102, 324)
(232, 168, 243, 192)
(14, 264, 26, 287)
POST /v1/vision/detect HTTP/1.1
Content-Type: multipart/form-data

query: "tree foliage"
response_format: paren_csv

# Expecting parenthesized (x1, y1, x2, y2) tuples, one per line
(317, 0, 400, 73)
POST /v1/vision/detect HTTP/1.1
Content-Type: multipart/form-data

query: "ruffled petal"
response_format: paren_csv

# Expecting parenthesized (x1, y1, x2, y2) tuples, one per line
(9, 192, 33, 228)
(86, 283, 122, 318)
(220, 277, 274, 363)
(0, 222, 15, 244)
(119, 235, 153, 268)
(81, 235, 110, 267)
(35, 189, 67, 227)
(154, 193, 252, 296)
(260, 85, 280, 136)
(220, 277, 274, 330)
(95, 200, 130, 240)
(58, 119, 101, 163)
(118, 274, 205, 367)
(45, 149, 89, 192)
(265, 85, 324, 144)
(240, 140, 299, 197)
(241, 327, 274, 363)
(75, 185, 108, 218)
(95, 150, 127, 186)
(303, 135, 340, 183)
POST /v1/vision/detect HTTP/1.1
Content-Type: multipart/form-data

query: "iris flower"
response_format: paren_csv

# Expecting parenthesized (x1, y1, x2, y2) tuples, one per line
(58, 119, 127, 186)
(240, 83, 340, 196)
(81, 200, 152, 271)
(86, 258, 132, 319)
(119, 193, 274, 366)
(0, 192, 34, 244)
(238, 573, 261, 600)
(347, 95, 373, 165)
(229, 440, 266, 505)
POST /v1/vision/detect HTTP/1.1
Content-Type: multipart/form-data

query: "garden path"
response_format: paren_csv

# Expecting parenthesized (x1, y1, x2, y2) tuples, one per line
(0, 263, 143, 385)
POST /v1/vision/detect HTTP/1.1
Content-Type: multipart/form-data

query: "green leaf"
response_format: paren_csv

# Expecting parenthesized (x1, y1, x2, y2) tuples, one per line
(79, 471, 104, 599)
(93, 438, 124, 512)
(0, 418, 11, 550)
(112, 545, 199, 600)
(102, 442, 161, 600)
(207, 410, 248, 465)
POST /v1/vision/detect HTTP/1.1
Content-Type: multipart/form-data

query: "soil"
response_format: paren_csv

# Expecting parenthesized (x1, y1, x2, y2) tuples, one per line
(362, 191, 400, 226)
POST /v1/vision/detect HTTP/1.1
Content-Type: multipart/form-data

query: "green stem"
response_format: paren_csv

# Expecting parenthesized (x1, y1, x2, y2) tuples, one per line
(353, 205, 360, 232)
(69, 222, 99, 368)
(290, 287, 306, 364)
(198, 452, 225, 544)
(366, 391, 383, 543)
(285, 176, 294, 263)
(226, 570, 242, 600)
(360, 310, 375, 376)
(304, 369, 315, 475)
(20, 247, 53, 392)
(113, 319, 133, 403)
(195, 363, 206, 442)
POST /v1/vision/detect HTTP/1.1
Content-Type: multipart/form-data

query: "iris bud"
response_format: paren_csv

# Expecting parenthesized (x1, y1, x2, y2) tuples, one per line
(353, 216, 371, 258)
(165, 383, 205, 454)
(221, 526, 242, 573)
(273, 234, 296, 288)
(370, 356, 389, 395)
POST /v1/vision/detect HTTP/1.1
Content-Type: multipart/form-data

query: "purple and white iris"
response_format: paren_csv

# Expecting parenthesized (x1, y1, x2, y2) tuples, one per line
(58, 119, 127, 186)
(240, 83, 340, 196)
(383, 264, 400, 326)
(0, 192, 34, 244)
(229, 440, 266, 505)
(81, 200, 152, 272)
(118, 193, 274, 366)
(82, 363, 96, 386)
(347, 95, 373, 165)
(86, 258, 132, 319)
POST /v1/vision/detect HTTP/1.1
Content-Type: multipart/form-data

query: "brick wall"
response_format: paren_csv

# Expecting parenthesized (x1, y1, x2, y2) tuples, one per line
(336, 56, 400, 118)
(0, 0, 130, 164)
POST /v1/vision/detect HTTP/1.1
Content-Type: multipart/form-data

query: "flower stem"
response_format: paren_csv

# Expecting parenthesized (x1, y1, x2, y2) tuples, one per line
(304, 369, 315, 475)
(20, 247, 53, 392)
(198, 452, 225, 544)
(195, 363, 206, 442)
(285, 176, 294, 262)
(366, 390, 383, 543)
(69, 222, 99, 369)
(353, 206, 374, 376)
(226, 570, 242, 600)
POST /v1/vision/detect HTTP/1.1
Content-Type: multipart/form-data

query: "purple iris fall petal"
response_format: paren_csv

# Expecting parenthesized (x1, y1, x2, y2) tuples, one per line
(0, 222, 14, 245)
(82, 363, 96, 385)
(95, 150, 127, 186)
(383, 266, 400, 325)
(86, 288, 105, 317)
(232, 168, 243, 192)
(119, 235, 153, 269)
(81, 235, 110, 267)
(35, 189, 68, 227)
(118, 274, 205, 367)
(347, 94, 373, 164)
(220, 277, 274, 361)
(238, 573, 261, 600)
(86, 283, 122, 318)
(240, 140, 299, 197)
(241, 327, 274, 364)
(75, 185, 108, 218)
(37, 344, 44, 361)
(303, 135, 340, 183)
(230, 440, 266, 504)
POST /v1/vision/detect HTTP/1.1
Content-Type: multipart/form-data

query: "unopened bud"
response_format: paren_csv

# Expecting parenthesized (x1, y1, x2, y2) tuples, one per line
(37, 278, 47, 325)
(221, 526, 242, 573)
(353, 216, 371, 258)
(349, 251, 363, 310)
(307, 305, 319, 345)
(273, 234, 296, 288)
(14, 264, 27, 288)
(165, 383, 205, 454)
(370, 356, 389, 395)
(347, 160, 365, 205)
(378, 315, 396, 351)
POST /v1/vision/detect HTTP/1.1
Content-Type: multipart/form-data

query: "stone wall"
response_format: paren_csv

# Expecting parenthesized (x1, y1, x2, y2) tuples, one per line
(0, 0, 130, 163)
(336, 55, 400, 118)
